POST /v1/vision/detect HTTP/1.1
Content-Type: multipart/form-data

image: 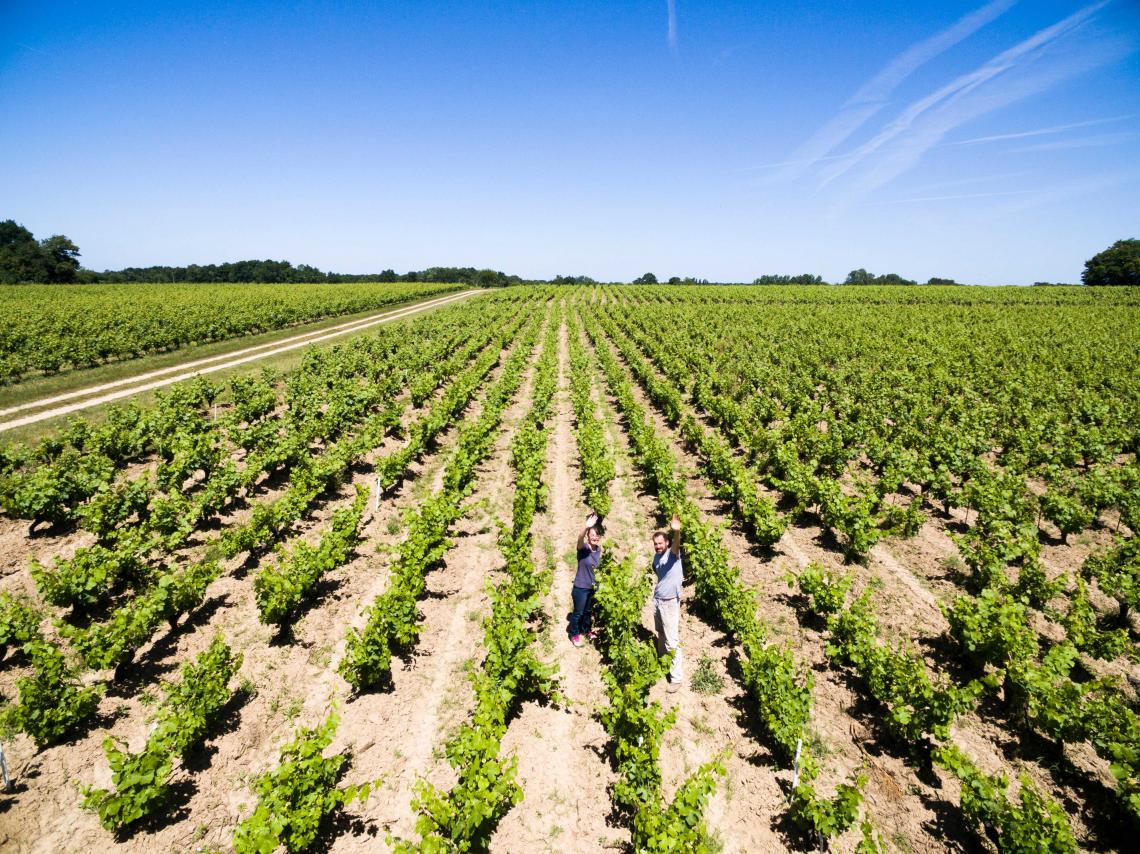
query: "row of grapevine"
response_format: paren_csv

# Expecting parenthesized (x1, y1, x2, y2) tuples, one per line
(565, 310, 615, 517)
(791, 567, 1079, 850)
(339, 312, 543, 690)
(53, 308, 532, 676)
(600, 286, 1139, 849)
(0, 281, 463, 382)
(0, 301, 535, 754)
(580, 309, 880, 850)
(592, 549, 724, 852)
(398, 307, 562, 850)
(231, 710, 378, 854)
(81, 636, 243, 831)
(253, 485, 369, 628)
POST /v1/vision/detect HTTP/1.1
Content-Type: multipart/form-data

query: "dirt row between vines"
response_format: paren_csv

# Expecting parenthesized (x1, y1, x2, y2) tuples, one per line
(0, 317, 535, 852)
(589, 306, 1130, 853)
(501, 308, 803, 853)
(5, 300, 1128, 853)
(578, 316, 792, 853)
(492, 312, 616, 851)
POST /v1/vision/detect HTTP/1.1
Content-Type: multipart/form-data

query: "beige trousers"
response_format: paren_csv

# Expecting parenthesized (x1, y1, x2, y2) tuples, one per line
(654, 597, 683, 683)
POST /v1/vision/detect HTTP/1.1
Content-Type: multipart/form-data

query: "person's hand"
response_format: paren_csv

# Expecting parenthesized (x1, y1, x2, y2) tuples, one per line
(586, 513, 598, 528)
(670, 514, 681, 531)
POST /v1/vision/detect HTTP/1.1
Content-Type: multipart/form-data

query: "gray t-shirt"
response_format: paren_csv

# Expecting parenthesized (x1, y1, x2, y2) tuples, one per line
(652, 547, 683, 600)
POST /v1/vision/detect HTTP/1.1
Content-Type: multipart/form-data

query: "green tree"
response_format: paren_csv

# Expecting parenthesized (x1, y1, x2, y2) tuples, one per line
(845, 268, 874, 285)
(633, 272, 658, 284)
(0, 221, 84, 283)
(0, 220, 48, 283)
(40, 235, 82, 283)
(473, 269, 497, 287)
(1082, 239, 1140, 287)
(754, 273, 823, 285)
(877, 272, 916, 285)
(845, 268, 916, 285)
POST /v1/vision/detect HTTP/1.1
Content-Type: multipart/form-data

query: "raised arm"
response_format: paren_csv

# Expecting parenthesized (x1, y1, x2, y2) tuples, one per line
(578, 513, 599, 549)
(670, 514, 681, 554)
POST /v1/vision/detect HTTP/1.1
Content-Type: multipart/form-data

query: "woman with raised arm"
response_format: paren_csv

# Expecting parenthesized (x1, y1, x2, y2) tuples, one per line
(570, 512, 603, 647)
(651, 514, 684, 691)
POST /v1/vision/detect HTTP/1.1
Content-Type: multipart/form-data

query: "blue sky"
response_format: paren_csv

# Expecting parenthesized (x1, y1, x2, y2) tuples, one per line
(2, 0, 1138, 284)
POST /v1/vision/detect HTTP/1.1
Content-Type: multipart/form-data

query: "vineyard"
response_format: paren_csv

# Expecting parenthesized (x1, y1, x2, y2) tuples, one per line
(0, 283, 1138, 853)
(0, 281, 463, 384)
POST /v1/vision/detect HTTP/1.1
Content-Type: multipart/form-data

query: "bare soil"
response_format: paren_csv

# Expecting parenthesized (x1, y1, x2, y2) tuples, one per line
(588, 316, 1131, 853)
(0, 309, 1130, 853)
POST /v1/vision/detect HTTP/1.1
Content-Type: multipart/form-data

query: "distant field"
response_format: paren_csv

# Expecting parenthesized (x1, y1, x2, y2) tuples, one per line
(0, 281, 464, 383)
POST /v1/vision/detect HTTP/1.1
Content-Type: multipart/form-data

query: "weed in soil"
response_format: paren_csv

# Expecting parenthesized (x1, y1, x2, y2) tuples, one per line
(691, 653, 725, 696)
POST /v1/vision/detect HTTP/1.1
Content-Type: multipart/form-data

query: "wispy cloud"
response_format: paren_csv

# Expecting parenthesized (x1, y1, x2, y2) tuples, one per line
(747, 113, 1137, 172)
(947, 113, 1140, 145)
(985, 166, 1140, 217)
(900, 171, 1031, 193)
(1012, 129, 1140, 152)
(818, 0, 1114, 190)
(816, 0, 1136, 215)
(773, 0, 1016, 181)
(666, 0, 678, 52)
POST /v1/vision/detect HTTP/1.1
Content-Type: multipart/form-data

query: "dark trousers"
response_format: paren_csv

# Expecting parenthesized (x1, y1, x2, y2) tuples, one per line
(570, 586, 595, 637)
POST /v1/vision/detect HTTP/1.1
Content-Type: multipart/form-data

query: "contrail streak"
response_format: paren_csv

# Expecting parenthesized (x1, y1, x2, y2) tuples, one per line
(986, 166, 1140, 217)
(774, 0, 1016, 181)
(948, 113, 1140, 145)
(666, 0, 677, 51)
(1013, 130, 1140, 152)
(817, 0, 1114, 189)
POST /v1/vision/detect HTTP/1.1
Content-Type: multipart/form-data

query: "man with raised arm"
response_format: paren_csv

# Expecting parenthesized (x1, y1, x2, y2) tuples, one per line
(651, 514, 684, 691)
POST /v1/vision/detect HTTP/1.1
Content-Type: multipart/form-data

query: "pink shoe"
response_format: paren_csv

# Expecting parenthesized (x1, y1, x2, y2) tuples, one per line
(570, 635, 584, 647)
(587, 629, 599, 640)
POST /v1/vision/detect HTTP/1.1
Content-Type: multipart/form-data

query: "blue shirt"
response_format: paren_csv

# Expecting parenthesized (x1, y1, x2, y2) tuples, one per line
(652, 547, 683, 600)
(575, 544, 601, 589)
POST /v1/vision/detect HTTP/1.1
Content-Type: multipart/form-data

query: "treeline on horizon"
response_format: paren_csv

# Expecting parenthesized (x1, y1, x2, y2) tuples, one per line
(1, 259, 977, 287)
(4, 219, 1136, 287)
(91, 261, 527, 287)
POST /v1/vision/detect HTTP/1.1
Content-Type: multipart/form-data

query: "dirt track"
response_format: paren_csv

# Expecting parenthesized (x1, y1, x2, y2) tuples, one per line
(0, 289, 481, 434)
